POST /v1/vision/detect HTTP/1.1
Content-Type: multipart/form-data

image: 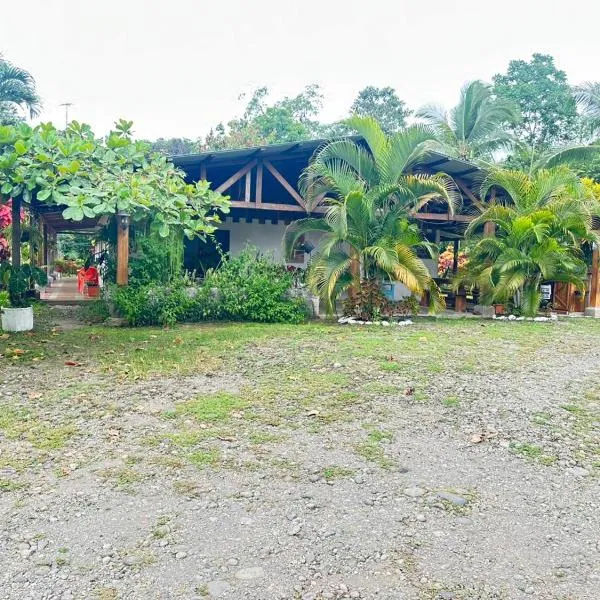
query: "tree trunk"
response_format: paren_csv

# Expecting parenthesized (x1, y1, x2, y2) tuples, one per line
(11, 197, 21, 268)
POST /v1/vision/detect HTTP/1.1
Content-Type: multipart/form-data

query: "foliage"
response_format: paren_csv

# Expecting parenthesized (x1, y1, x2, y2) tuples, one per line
(456, 168, 598, 316)
(342, 279, 419, 320)
(128, 232, 182, 286)
(202, 247, 307, 323)
(0, 290, 9, 308)
(202, 85, 323, 150)
(0, 262, 47, 307)
(149, 137, 200, 155)
(0, 120, 229, 240)
(438, 244, 468, 276)
(417, 80, 520, 160)
(111, 247, 307, 326)
(285, 117, 457, 313)
(111, 284, 192, 327)
(57, 233, 91, 261)
(350, 86, 411, 135)
(78, 299, 110, 324)
(575, 82, 600, 137)
(0, 56, 41, 123)
(492, 54, 578, 150)
(53, 258, 82, 275)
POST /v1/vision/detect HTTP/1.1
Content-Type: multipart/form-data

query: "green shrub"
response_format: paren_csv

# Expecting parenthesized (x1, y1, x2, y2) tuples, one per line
(111, 285, 193, 327)
(79, 299, 110, 323)
(203, 247, 307, 324)
(111, 247, 307, 326)
(0, 290, 9, 309)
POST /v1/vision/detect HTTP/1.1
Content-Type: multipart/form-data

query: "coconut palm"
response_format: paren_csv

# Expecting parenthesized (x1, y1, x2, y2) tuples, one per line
(456, 168, 598, 316)
(284, 188, 443, 314)
(575, 82, 600, 133)
(0, 57, 41, 122)
(416, 80, 520, 161)
(300, 116, 459, 214)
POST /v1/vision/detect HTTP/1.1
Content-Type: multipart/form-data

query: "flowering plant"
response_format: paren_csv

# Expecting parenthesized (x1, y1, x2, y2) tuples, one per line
(438, 245, 468, 276)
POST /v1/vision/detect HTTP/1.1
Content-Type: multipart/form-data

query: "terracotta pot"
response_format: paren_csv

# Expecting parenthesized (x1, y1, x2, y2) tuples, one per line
(494, 303, 505, 316)
(86, 285, 100, 298)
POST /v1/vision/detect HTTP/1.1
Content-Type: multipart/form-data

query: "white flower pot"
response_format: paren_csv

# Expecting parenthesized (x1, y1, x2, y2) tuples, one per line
(1, 306, 34, 332)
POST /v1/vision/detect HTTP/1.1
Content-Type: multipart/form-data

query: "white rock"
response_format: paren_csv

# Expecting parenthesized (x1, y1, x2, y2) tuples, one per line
(381, 321, 390, 326)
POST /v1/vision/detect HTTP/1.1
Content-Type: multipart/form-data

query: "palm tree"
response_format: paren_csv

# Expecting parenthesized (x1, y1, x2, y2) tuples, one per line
(284, 188, 443, 314)
(416, 80, 520, 161)
(575, 82, 600, 134)
(0, 57, 41, 122)
(300, 116, 459, 214)
(456, 168, 598, 316)
(285, 117, 454, 314)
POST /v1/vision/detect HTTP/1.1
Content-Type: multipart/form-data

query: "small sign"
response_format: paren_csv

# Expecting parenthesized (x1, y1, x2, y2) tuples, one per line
(540, 284, 552, 301)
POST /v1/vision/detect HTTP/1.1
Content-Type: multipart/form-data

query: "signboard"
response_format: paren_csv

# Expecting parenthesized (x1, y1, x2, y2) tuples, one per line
(540, 284, 552, 301)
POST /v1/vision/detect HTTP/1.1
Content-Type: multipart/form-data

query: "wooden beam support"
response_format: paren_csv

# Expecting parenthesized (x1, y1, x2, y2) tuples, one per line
(245, 171, 251, 202)
(215, 159, 258, 194)
(116, 213, 130, 286)
(255, 162, 263, 205)
(229, 201, 326, 213)
(11, 196, 21, 268)
(412, 212, 473, 223)
(589, 245, 600, 308)
(264, 160, 306, 209)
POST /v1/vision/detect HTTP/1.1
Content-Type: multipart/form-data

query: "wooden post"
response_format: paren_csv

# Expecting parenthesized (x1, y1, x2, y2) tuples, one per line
(11, 197, 21, 268)
(255, 162, 263, 205)
(116, 212, 130, 286)
(585, 244, 600, 317)
(452, 239, 459, 274)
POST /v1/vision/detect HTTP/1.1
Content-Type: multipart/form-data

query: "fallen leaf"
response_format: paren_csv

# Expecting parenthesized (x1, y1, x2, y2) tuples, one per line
(470, 434, 483, 444)
(174, 337, 183, 345)
(217, 435, 236, 442)
(306, 409, 320, 417)
(28, 392, 43, 399)
(11, 348, 25, 356)
(404, 387, 415, 396)
(64, 360, 82, 367)
(0, 333, 9, 339)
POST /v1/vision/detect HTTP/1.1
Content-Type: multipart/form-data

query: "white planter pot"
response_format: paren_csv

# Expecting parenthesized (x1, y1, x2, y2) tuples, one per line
(1, 306, 34, 332)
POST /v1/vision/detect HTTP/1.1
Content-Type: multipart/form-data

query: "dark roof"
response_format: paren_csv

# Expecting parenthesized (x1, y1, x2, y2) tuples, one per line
(171, 138, 484, 186)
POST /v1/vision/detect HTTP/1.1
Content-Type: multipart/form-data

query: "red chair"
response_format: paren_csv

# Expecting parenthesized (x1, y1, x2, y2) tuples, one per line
(83, 267, 100, 297)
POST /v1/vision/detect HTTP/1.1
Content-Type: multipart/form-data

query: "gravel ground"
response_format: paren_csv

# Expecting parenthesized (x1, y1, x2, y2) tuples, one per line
(0, 315, 599, 600)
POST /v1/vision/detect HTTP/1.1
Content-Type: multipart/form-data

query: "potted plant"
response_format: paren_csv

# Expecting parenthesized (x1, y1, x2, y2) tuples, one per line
(0, 262, 48, 332)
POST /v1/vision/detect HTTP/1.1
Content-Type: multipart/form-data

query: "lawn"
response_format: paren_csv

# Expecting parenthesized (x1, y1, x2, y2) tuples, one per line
(1, 313, 599, 599)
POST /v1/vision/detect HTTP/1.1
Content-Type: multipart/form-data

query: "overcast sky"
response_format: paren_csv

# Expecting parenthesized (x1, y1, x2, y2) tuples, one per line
(1, 0, 599, 140)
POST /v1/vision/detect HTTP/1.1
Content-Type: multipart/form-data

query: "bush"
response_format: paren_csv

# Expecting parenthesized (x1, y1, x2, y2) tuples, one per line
(111, 247, 307, 326)
(203, 248, 307, 324)
(343, 280, 419, 320)
(111, 285, 193, 327)
(0, 290, 10, 309)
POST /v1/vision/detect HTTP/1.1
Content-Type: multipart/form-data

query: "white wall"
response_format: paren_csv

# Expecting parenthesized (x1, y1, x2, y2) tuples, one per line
(219, 217, 316, 267)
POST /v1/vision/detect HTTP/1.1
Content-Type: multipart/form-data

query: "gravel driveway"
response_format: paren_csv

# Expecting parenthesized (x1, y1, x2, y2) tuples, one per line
(0, 317, 599, 600)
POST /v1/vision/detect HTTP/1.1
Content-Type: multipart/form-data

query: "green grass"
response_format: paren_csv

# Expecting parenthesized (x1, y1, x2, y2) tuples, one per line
(187, 448, 221, 468)
(510, 442, 557, 465)
(172, 392, 246, 423)
(321, 465, 356, 481)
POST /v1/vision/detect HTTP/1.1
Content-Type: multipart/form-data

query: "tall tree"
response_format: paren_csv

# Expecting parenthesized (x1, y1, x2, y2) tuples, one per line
(492, 54, 577, 151)
(149, 137, 200, 155)
(0, 57, 41, 124)
(416, 80, 519, 161)
(349, 86, 411, 134)
(202, 85, 324, 150)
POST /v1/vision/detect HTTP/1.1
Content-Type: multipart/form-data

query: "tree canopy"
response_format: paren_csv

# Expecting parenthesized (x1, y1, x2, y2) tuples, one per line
(493, 54, 578, 151)
(0, 120, 229, 240)
(349, 86, 411, 135)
